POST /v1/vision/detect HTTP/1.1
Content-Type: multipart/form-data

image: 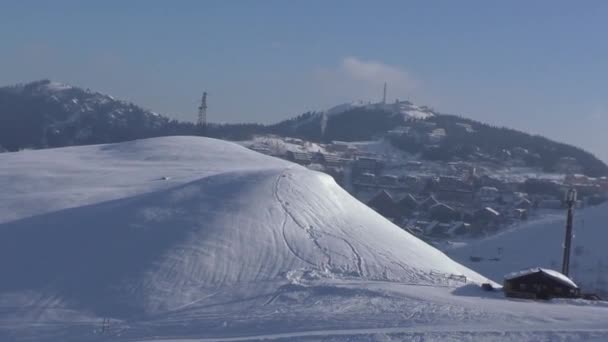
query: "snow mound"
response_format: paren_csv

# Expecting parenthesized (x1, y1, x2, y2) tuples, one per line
(0, 136, 486, 319)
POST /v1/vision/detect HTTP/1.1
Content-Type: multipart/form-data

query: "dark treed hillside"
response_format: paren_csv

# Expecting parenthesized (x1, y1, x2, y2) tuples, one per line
(426, 115, 608, 177)
(1, 80, 606, 177)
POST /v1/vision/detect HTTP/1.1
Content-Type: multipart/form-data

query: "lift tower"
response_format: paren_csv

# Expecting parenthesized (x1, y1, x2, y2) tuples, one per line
(197, 92, 208, 135)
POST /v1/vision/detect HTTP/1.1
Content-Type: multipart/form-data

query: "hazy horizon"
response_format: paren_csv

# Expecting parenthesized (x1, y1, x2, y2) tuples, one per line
(2, 0, 608, 162)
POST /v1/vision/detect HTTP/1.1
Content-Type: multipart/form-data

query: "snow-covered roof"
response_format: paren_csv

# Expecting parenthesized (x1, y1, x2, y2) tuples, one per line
(504, 268, 578, 288)
(483, 207, 500, 216)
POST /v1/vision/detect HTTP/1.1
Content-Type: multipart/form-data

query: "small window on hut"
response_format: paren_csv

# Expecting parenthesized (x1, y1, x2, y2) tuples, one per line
(555, 287, 562, 293)
(520, 284, 527, 290)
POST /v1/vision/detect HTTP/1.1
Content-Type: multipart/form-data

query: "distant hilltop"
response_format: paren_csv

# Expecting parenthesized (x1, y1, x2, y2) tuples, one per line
(1, 79, 606, 177)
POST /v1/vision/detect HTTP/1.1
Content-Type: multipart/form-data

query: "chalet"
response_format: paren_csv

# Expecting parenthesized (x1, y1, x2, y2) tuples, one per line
(477, 186, 499, 203)
(357, 172, 375, 184)
(328, 141, 350, 152)
(367, 190, 400, 219)
(504, 268, 580, 300)
(515, 198, 533, 210)
(419, 195, 440, 211)
(397, 193, 419, 212)
(512, 208, 528, 220)
(429, 203, 459, 223)
(249, 145, 273, 155)
(378, 174, 399, 186)
(286, 151, 312, 165)
(354, 156, 382, 174)
(399, 175, 423, 193)
(317, 152, 344, 168)
(473, 207, 501, 226)
(426, 221, 453, 237)
(447, 221, 471, 236)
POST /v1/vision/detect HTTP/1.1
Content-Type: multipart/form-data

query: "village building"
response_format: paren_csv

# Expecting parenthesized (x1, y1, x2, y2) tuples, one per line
(512, 208, 528, 220)
(378, 174, 399, 187)
(397, 193, 419, 213)
(367, 190, 400, 219)
(286, 151, 312, 165)
(357, 172, 375, 184)
(515, 198, 533, 210)
(429, 203, 459, 222)
(354, 156, 383, 175)
(419, 195, 440, 211)
(504, 268, 580, 300)
(477, 186, 500, 203)
(473, 207, 501, 229)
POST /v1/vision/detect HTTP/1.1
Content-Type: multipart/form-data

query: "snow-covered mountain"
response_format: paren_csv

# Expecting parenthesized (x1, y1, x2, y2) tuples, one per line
(1, 136, 608, 341)
(0, 80, 171, 150)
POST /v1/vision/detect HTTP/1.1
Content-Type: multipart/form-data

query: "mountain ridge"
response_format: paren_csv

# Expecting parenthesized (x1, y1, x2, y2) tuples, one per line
(1, 79, 606, 176)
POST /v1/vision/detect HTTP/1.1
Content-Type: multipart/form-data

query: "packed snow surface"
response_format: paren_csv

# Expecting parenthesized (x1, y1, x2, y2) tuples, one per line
(1, 136, 607, 341)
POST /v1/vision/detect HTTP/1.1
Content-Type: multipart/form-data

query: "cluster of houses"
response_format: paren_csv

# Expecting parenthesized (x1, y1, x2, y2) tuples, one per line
(365, 186, 531, 239)
(361, 168, 608, 240)
(245, 136, 607, 241)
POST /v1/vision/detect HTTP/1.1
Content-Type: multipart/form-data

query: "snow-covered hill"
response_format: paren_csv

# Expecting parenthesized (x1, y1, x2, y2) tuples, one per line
(1, 136, 608, 341)
(446, 204, 608, 296)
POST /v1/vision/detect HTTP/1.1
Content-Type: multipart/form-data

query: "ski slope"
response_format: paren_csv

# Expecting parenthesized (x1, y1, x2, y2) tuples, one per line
(1, 136, 607, 341)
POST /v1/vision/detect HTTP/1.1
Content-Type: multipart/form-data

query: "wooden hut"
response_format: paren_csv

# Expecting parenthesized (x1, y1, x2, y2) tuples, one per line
(503, 268, 580, 300)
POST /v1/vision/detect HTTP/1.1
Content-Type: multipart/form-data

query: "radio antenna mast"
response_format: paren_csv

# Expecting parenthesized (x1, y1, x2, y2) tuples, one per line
(197, 91, 208, 135)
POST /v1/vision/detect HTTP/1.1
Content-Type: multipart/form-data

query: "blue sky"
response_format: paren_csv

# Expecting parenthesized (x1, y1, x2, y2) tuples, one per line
(2, 1, 608, 161)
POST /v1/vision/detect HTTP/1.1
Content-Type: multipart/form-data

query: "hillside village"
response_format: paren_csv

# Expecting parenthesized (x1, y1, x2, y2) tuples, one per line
(242, 134, 608, 241)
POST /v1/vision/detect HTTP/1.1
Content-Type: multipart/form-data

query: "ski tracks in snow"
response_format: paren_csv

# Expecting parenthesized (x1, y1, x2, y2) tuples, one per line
(273, 169, 332, 271)
(273, 169, 365, 278)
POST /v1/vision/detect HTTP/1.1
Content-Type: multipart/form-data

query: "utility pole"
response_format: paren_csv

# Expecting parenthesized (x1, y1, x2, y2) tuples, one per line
(197, 91, 208, 136)
(562, 188, 577, 277)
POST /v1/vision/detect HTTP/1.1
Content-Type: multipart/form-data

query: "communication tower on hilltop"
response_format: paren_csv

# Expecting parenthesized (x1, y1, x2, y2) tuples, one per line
(197, 91, 208, 134)
(382, 82, 387, 104)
